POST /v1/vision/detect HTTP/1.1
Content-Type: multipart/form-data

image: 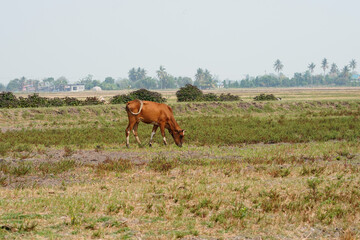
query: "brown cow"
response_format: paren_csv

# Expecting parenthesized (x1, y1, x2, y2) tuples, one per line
(125, 99, 185, 147)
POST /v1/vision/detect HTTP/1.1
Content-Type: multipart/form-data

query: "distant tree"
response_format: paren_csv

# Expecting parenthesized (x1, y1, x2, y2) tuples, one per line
(157, 65, 168, 89)
(128, 67, 147, 82)
(6, 78, 22, 91)
(194, 68, 204, 88)
(321, 58, 329, 76)
(273, 59, 284, 78)
(194, 68, 215, 89)
(116, 78, 131, 89)
(308, 63, 316, 74)
(79, 74, 93, 89)
(32, 79, 40, 91)
(79, 74, 101, 90)
(349, 59, 357, 72)
(341, 65, 350, 78)
(134, 77, 158, 89)
(176, 76, 193, 88)
(100, 77, 117, 90)
(54, 76, 68, 91)
(92, 80, 102, 88)
(0, 83, 5, 91)
(43, 77, 54, 86)
(308, 63, 316, 85)
(330, 63, 339, 75)
(104, 77, 115, 85)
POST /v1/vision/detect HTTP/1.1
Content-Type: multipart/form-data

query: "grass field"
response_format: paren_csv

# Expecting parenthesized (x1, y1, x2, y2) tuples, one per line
(1, 88, 360, 239)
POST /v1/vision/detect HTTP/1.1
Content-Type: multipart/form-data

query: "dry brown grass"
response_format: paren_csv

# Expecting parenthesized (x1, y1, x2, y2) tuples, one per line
(0, 142, 359, 239)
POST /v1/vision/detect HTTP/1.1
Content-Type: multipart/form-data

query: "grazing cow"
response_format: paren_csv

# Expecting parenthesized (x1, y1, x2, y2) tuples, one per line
(125, 99, 185, 147)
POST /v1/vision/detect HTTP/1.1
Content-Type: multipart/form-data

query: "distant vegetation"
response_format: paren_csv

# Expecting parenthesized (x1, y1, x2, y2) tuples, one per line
(110, 89, 166, 104)
(176, 84, 239, 102)
(253, 94, 278, 101)
(1, 85, 241, 108)
(0, 92, 104, 108)
(2, 58, 359, 92)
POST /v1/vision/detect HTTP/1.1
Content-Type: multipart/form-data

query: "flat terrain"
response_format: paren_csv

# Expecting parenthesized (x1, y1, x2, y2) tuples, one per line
(1, 88, 360, 239)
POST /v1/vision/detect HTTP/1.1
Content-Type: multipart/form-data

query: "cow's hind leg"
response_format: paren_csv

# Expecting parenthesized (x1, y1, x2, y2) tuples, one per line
(132, 122, 141, 145)
(125, 120, 136, 148)
(160, 124, 167, 145)
(149, 125, 158, 147)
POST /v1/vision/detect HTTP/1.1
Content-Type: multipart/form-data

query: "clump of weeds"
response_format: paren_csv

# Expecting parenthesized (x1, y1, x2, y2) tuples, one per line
(147, 155, 177, 172)
(38, 159, 76, 175)
(96, 158, 133, 173)
(63, 145, 75, 157)
(0, 142, 11, 156)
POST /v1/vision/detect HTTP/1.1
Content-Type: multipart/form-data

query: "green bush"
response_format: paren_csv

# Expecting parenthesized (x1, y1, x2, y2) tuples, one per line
(110, 89, 165, 104)
(129, 89, 166, 102)
(176, 84, 239, 102)
(18, 94, 48, 108)
(109, 94, 133, 104)
(47, 97, 65, 107)
(0, 92, 19, 108)
(176, 84, 203, 102)
(83, 97, 104, 106)
(202, 93, 218, 101)
(254, 94, 278, 101)
(63, 97, 81, 106)
(0, 92, 104, 108)
(219, 93, 240, 101)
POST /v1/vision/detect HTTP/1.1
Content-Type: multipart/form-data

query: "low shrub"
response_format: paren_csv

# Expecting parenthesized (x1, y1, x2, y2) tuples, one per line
(110, 89, 165, 104)
(109, 94, 133, 104)
(47, 97, 65, 107)
(176, 85, 239, 102)
(176, 84, 203, 102)
(83, 97, 104, 105)
(63, 97, 81, 106)
(0, 93, 105, 108)
(219, 93, 240, 101)
(254, 94, 278, 101)
(0, 92, 19, 108)
(202, 93, 218, 101)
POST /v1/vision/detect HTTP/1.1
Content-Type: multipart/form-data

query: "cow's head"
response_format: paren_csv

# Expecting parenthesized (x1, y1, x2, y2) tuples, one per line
(169, 129, 185, 147)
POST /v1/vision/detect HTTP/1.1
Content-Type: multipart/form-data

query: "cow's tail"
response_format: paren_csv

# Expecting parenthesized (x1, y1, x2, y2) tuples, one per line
(126, 99, 143, 116)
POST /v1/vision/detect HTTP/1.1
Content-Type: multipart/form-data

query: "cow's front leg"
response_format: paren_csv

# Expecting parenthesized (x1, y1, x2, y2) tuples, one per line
(160, 124, 167, 145)
(125, 120, 136, 148)
(149, 125, 158, 147)
(132, 122, 141, 145)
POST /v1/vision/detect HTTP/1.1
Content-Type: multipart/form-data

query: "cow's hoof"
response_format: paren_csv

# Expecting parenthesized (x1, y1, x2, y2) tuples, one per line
(149, 143, 152, 147)
(126, 144, 129, 148)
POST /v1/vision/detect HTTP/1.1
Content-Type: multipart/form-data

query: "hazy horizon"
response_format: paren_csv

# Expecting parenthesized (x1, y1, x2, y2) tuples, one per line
(1, 0, 359, 85)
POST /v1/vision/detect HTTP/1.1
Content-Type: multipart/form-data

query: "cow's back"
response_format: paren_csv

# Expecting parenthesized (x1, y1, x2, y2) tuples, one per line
(126, 100, 172, 123)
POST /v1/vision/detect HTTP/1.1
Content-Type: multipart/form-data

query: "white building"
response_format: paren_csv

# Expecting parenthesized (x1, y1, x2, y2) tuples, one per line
(65, 84, 85, 92)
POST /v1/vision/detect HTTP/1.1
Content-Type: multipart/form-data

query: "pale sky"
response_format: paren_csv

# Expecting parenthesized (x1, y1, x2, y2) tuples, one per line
(0, 0, 359, 84)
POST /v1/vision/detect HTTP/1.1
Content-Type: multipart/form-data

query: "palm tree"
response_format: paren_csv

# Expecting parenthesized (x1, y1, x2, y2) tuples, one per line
(349, 59, 357, 72)
(308, 63, 316, 74)
(330, 63, 338, 75)
(308, 63, 316, 85)
(273, 59, 284, 78)
(321, 58, 329, 77)
(342, 65, 350, 78)
(157, 65, 167, 89)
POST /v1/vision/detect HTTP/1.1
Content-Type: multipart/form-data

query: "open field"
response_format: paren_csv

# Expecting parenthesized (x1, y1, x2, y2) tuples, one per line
(1, 88, 360, 239)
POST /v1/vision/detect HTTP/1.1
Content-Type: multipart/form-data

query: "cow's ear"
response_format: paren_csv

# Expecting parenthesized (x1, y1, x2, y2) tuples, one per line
(182, 129, 185, 134)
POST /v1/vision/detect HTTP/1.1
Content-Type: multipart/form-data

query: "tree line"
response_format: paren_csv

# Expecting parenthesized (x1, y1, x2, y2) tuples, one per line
(1, 59, 358, 92)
